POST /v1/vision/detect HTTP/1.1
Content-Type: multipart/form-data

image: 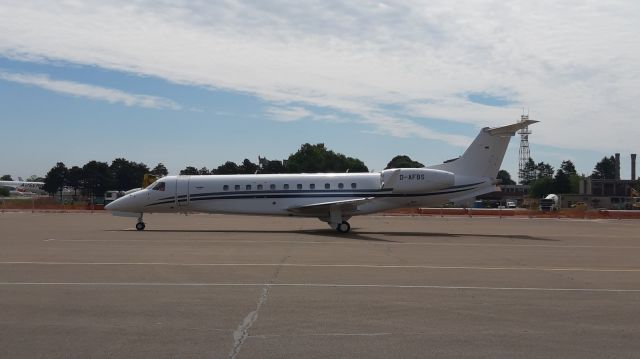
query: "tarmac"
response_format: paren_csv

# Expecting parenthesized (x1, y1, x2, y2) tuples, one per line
(1, 212, 639, 358)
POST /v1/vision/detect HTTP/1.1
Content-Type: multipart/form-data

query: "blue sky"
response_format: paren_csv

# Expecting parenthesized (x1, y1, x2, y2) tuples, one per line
(1, 1, 638, 180)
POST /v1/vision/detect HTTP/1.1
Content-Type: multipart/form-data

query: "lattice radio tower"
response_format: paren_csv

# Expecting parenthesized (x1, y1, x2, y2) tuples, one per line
(517, 113, 532, 184)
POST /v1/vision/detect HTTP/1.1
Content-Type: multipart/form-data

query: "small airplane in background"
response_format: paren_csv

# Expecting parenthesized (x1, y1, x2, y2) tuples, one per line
(0, 178, 46, 195)
(106, 120, 537, 233)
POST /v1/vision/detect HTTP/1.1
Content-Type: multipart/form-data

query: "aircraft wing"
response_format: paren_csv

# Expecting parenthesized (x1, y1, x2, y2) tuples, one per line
(287, 197, 375, 216)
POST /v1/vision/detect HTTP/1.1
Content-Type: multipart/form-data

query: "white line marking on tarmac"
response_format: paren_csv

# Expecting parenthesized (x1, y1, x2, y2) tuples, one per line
(0, 282, 639, 292)
(3, 261, 640, 272)
(251, 332, 393, 339)
(44, 239, 640, 249)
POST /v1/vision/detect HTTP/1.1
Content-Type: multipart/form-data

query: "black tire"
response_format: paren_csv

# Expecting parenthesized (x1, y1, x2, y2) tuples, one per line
(136, 222, 146, 231)
(336, 221, 350, 233)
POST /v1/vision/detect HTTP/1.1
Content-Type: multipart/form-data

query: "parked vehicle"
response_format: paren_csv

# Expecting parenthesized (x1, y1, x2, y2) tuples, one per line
(539, 194, 559, 211)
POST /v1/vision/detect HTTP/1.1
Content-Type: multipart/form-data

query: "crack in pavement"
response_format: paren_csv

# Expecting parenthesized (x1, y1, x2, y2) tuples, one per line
(228, 255, 289, 359)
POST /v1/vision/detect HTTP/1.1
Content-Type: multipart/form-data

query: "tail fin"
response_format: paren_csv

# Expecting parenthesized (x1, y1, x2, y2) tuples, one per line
(428, 120, 538, 179)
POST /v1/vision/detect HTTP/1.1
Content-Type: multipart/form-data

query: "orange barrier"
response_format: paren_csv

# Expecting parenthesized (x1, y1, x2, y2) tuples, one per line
(385, 208, 640, 219)
(0, 198, 104, 211)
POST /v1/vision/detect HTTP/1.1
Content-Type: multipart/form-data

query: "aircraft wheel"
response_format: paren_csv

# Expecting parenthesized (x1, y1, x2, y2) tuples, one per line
(136, 222, 146, 231)
(336, 221, 351, 233)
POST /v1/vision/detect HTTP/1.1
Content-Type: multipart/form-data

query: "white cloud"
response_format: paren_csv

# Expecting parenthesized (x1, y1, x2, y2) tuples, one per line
(266, 106, 349, 124)
(0, 1, 638, 150)
(0, 70, 181, 110)
(266, 106, 312, 122)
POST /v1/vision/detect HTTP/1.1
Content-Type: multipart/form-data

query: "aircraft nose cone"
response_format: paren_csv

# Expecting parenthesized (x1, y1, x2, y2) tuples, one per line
(104, 193, 143, 212)
(105, 195, 129, 211)
(105, 200, 118, 211)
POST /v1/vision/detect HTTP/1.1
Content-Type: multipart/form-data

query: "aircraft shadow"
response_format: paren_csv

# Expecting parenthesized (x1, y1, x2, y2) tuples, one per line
(107, 228, 396, 243)
(355, 232, 557, 242)
(106, 228, 554, 242)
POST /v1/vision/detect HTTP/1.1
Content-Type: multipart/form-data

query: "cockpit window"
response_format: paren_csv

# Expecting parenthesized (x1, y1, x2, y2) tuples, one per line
(152, 181, 166, 191)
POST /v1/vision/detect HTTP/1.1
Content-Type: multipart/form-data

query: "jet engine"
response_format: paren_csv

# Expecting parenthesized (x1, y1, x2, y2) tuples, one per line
(381, 168, 455, 193)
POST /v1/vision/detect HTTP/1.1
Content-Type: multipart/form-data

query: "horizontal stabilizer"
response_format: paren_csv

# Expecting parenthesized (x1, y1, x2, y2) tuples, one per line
(488, 120, 539, 136)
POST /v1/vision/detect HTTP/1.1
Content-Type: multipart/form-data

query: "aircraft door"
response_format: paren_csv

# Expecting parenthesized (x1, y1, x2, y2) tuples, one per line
(176, 176, 190, 208)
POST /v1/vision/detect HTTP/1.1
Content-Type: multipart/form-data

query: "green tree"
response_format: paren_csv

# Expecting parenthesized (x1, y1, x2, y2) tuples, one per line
(260, 160, 285, 174)
(0, 187, 9, 197)
(83, 161, 111, 197)
(67, 166, 83, 196)
(285, 143, 368, 173)
(385, 155, 424, 169)
(238, 159, 259, 174)
(560, 160, 577, 176)
(536, 162, 554, 179)
(180, 166, 199, 175)
(110, 158, 149, 191)
(43, 162, 68, 197)
(568, 173, 582, 194)
(212, 162, 239, 175)
(1, 175, 13, 181)
(529, 177, 555, 198)
(150, 163, 169, 177)
(592, 156, 616, 179)
(519, 158, 537, 185)
(553, 169, 572, 193)
(198, 167, 210, 175)
(497, 169, 516, 185)
(27, 175, 43, 182)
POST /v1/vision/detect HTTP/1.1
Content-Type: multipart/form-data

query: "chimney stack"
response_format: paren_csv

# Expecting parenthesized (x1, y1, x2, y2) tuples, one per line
(615, 153, 621, 180)
(632, 154, 637, 181)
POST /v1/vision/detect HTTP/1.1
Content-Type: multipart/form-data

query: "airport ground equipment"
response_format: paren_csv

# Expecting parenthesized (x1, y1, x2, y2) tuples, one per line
(540, 194, 560, 211)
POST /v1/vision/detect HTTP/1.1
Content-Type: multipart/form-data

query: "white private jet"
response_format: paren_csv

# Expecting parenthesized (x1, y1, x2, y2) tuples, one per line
(106, 120, 536, 232)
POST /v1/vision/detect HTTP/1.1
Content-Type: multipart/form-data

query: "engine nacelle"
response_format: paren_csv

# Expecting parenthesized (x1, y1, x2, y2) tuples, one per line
(381, 168, 455, 193)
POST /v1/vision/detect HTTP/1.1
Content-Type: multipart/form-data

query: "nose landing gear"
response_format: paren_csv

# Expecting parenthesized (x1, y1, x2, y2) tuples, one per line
(136, 214, 145, 231)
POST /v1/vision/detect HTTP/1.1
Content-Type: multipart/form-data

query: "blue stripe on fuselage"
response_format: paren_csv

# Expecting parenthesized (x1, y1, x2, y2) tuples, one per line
(145, 183, 483, 207)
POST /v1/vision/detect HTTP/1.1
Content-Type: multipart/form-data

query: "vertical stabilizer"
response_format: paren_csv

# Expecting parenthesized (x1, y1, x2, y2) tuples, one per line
(428, 120, 538, 179)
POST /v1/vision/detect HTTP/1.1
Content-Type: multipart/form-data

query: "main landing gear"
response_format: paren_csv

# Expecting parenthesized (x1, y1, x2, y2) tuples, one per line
(136, 214, 145, 231)
(336, 221, 351, 233)
(325, 206, 351, 233)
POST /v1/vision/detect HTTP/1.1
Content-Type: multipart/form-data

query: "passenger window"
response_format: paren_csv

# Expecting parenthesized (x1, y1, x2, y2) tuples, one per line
(152, 182, 165, 191)
(338, 183, 344, 189)
(324, 183, 330, 189)
(297, 184, 302, 190)
(310, 183, 315, 190)
(257, 184, 263, 190)
(246, 184, 252, 190)
(270, 184, 276, 190)
(223, 185, 229, 191)
(235, 185, 240, 191)
(284, 184, 290, 190)
(351, 183, 357, 189)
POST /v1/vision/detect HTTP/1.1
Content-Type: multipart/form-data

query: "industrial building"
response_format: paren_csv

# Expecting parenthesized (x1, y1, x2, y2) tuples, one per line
(562, 153, 639, 209)
(478, 112, 638, 210)
(479, 152, 639, 210)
